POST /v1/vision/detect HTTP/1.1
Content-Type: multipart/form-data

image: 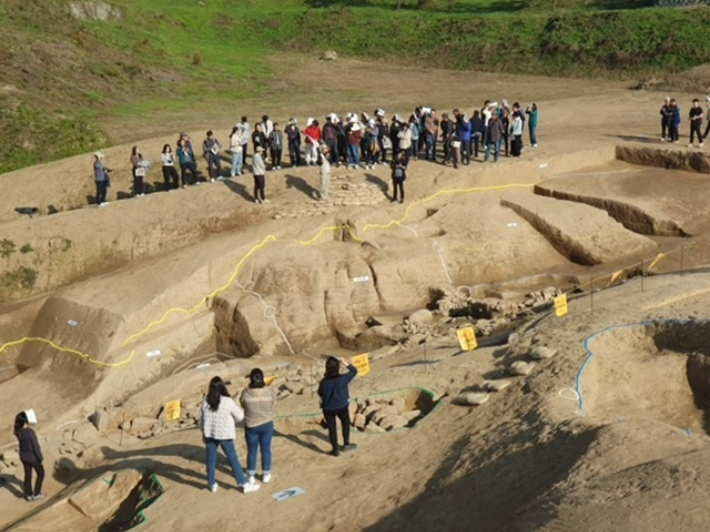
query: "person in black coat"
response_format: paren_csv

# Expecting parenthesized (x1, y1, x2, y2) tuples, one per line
(14, 412, 45, 501)
(318, 357, 357, 457)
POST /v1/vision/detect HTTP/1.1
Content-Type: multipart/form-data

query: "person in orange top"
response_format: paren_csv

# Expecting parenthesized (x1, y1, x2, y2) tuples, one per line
(304, 119, 322, 166)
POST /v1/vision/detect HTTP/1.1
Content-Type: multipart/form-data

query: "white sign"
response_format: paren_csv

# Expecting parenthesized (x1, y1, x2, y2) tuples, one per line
(353, 276, 370, 284)
(146, 350, 162, 358)
(272, 487, 305, 502)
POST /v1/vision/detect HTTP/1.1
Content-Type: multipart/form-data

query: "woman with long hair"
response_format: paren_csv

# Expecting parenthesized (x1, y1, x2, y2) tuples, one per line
(239, 368, 277, 484)
(130, 146, 145, 197)
(318, 356, 357, 457)
(14, 411, 45, 501)
(200, 376, 259, 494)
(161, 144, 179, 190)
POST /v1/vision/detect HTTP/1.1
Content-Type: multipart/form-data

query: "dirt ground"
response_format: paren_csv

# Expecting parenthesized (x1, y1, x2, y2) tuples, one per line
(2, 56, 710, 531)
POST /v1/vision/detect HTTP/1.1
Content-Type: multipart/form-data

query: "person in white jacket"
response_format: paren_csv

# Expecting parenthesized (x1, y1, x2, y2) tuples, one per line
(200, 376, 259, 494)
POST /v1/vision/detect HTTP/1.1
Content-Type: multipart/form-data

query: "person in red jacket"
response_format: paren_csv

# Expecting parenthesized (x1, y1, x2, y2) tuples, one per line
(304, 119, 322, 166)
(14, 412, 45, 501)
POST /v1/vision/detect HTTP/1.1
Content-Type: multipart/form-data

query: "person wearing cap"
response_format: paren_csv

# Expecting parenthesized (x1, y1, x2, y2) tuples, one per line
(93, 152, 110, 206)
(177, 137, 198, 187)
(252, 146, 267, 203)
(202, 130, 223, 182)
(322, 115, 341, 167)
(304, 119, 321, 166)
(285, 118, 302, 167)
(347, 123, 362, 170)
(319, 144, 332, 200)
(239, 368, 277, 485)
(130, 146, 146, 197)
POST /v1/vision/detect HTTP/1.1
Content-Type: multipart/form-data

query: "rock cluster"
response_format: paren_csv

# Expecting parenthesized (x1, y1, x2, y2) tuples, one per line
(350, 394, 422, 433)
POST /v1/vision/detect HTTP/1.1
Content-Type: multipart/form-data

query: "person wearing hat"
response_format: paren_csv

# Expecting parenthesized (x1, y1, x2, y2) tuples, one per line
(14, 411, 45, 501)
(239, 368, 277, 485)
(285, 118, 302, 167)
(93, 152, 111, 206)
(347, 123, 363, 170)
(322, 115, 341, 167)
(252, 146, 267, 203)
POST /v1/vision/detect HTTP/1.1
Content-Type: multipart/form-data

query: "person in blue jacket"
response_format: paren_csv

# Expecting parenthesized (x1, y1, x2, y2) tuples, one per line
(318, 356, 357, 457)
(457, 114, 473, 165)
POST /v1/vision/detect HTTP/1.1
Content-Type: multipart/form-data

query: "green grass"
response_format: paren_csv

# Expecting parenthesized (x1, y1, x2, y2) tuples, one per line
(0, 0, 709, 173)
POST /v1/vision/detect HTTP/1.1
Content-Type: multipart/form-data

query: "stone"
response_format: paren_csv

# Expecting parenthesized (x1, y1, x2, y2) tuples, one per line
(1, 449, 19, 465)
(353, 413, 367, 430)
(530, 346, 557, 360)
(364, 422, 386, 434)
(509, 361, 536, 376)
(379, 415, 409, 430)
(88, 409, 111, 432)
(459, 393, 490, 406)
(408, 309, 434, 325)
(402, 409, 421, 422)
(389, 396, 407, 413)
(483, 380, 512, 392)
(371, 406, 398, 425)
(322, 49, 338, 60)
(67, 2, 122, 21)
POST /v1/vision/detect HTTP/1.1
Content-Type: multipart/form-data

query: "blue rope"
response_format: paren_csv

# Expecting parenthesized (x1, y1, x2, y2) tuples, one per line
(575, 318, 700, 411)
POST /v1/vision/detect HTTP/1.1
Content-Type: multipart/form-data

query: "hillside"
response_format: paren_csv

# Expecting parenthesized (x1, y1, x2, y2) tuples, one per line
(1, 0, 709, 173)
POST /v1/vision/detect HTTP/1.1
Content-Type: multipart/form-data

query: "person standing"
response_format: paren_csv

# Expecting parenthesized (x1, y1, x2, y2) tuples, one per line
(14, 412, 45, 501)
(347, 123, 362, 169)
(390, 152, 408, 203)
(268, 123, 284, 170)
(239, 368, 277, 485)
(202, 131, 223, 182)
(398, 123, 412, 162)
(93, 152, 110, 206)
(130, 146, 146, 197)
(440, 112, 454, 165)
(704, 95, 710, 141)
(659, 97, 672, 142)
(408, 114, 420, 161)
(304, 119, 322, 166)
(471, 110, 484, 159)
(689, 98, 705, 148)
(669, 99, 681, 143)
(229, 126, 244, 177)
(322, 115, 341, 167)
(425, 110, 439, 162)
(200, 376, 259, 494)
(511, 104, 525, 157)
(525, 103, 539, 147)
(485, 114, 505, 163)
(261, 115, 273, 138)
(318, 357, 357, 457)
(457, 114, 472, 165)
(161, 144, 180, 190)
(238, 117, 251, 166)
(252, 146, 267, 204)
(285, 118, 302, 167)
(319, 144, 332, 200)
(177, 138, 198, 187)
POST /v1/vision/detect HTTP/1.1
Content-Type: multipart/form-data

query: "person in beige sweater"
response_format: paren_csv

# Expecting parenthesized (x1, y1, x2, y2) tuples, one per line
(240, 368, 277, 484)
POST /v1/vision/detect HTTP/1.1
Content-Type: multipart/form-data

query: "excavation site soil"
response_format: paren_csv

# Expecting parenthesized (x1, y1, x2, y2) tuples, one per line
(3, 57, 710, 531)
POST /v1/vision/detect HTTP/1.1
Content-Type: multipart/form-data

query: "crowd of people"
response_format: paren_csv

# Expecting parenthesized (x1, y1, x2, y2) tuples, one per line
(91, 102, 540, 207)
(659, 95, 710, 147)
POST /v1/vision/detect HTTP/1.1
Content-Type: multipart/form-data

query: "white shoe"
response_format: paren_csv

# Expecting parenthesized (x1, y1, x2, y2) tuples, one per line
(182, 184, 187, 188)
(247, 475, 256, 485)
(196, 182, 201, 186)
(210, 178, 216, 183)
(660, 137, 666, 142)
(242, 482, 260, 494)
(262, 199, 271, 203)
(209, 483, 218, 493)
(98, 202, 109, 207)
(532, 144, 538, 148)
(262, 473, 272, 484)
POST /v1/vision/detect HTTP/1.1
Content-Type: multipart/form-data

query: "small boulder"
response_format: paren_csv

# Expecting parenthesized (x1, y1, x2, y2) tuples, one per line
(530, 346, 557, 360)
(364, 422, 386, 433)
(321, 50, 338, 61)
(389, 396, 407, 413)
(483, 380, 512, 392)
(353, 413, 367, 430)
(509, 361, 536, 376)
(402, 409, 421, 422)
(458, 393, 490, 406)
(408, 309, 434, 326)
